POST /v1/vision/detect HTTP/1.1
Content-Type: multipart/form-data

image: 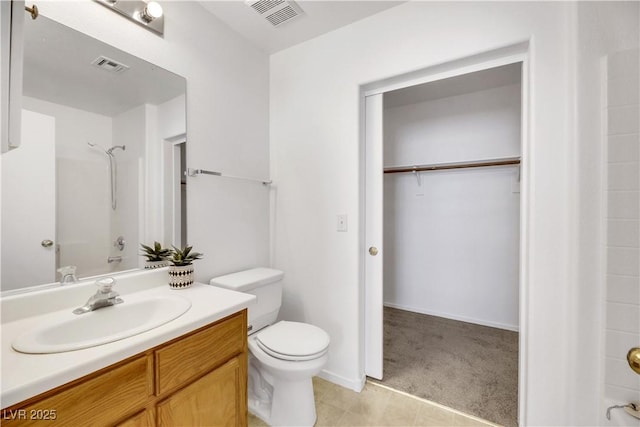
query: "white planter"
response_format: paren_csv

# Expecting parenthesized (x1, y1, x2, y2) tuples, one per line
(168, 265, 194, 289)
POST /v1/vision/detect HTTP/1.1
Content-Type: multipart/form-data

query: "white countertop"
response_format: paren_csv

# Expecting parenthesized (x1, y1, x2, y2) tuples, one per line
(1, 271, 255, 408)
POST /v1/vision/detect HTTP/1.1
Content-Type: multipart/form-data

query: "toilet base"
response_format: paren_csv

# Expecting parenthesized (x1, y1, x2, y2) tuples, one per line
(248, 398, 272, 426)
(270, 377, 317, 426)
(248, 345, 327, 426)
(249, 376, 317, 427)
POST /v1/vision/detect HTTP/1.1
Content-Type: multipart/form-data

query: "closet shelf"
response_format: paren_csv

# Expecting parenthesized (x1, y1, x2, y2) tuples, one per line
(383, 157, 521, 174)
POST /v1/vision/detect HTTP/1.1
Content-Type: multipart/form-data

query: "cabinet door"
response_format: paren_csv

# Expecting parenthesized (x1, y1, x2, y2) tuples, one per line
(116, 409, 154, 427)
(157, 355, 246, 427)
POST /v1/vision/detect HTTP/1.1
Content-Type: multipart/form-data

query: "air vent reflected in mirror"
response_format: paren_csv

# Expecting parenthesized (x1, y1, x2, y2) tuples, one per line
(91, 56, 130, 73)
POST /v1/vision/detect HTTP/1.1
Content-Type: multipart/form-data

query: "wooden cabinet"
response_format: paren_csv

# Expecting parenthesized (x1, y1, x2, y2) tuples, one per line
(2, 310, 248, 427)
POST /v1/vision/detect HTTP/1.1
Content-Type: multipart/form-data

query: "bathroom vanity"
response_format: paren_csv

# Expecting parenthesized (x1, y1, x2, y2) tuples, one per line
(1, 269, 255, 426)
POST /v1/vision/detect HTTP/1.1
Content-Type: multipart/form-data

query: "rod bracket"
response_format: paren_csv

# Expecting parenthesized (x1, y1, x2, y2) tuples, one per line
(25, 4, 38, 20)
(412, 169, 421, 186)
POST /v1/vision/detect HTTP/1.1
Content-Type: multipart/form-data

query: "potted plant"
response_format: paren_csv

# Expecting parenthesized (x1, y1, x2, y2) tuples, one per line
(167, 245, 203, 289)
(140, 241, 172, 269)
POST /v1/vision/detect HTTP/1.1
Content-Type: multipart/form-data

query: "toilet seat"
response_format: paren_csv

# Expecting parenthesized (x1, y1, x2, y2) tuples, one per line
(256, 321, 330, 361)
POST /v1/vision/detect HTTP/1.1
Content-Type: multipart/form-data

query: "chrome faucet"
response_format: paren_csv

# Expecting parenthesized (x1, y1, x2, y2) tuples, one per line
(73, 277, 123, 314)
(58, 265, 78, 284)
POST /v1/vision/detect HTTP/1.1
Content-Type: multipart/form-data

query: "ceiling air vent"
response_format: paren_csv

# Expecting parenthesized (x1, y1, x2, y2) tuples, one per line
(247, 0, 303, 27)
(91, 56, 130, 74)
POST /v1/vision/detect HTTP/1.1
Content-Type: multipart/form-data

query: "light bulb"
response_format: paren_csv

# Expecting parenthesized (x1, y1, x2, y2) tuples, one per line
(140, 1, 163, 23)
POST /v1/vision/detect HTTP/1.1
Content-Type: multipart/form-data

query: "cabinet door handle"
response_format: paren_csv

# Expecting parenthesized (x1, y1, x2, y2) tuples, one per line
(41, 239, 54, 248)
(369, 246, 378, 256)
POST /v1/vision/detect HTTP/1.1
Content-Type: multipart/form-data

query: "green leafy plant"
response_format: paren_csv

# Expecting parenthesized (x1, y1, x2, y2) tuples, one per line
(169, 245, 203, 266)
(140, 241, 172, 262)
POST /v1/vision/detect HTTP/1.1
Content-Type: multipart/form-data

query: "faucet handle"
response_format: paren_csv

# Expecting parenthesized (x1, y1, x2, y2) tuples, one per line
(57, 265, 78, 284)
(96, 277, 116, 293)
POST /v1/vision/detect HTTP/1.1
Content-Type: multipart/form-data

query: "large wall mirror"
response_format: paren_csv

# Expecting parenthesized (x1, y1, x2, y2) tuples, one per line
(1, 13, 187, 292)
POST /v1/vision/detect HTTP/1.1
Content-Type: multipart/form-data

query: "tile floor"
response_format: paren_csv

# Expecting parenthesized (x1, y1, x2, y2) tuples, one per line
(248, 377, 499, 427)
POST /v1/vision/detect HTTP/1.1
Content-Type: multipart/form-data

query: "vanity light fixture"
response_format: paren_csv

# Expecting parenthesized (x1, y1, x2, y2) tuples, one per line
(94, 0, 164, 36)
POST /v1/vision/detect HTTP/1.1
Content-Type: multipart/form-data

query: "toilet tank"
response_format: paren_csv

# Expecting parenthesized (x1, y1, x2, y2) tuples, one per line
(209, 268, 283, 334)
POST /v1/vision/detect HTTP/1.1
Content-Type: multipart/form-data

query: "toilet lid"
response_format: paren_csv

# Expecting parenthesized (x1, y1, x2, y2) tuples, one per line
(256, 321, 330, 361)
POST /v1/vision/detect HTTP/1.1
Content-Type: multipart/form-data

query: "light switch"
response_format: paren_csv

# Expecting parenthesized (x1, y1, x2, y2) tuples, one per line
(337, 214, 348, 232)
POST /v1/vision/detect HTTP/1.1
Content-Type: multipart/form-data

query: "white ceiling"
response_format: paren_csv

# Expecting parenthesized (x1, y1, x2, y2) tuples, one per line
(198, 1, 406, 54)
(23, 15, 185, 117)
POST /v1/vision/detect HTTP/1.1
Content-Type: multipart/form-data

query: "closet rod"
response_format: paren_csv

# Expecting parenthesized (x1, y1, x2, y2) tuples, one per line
(383, 157, 521, 174)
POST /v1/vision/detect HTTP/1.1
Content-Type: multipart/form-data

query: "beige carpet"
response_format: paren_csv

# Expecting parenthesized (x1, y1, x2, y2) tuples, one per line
(370, 307, 518, 427)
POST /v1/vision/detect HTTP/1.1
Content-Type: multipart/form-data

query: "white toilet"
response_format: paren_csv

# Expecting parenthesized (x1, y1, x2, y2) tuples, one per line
(210, 268, 330, 427)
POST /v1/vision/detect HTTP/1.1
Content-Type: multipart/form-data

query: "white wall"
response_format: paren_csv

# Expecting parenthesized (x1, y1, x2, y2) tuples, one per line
(157, 95, 186, 141)
(383, 84, 520, 331)
(18, 1, 270, 283)
(271, 2, 576, 425)
(383, 84, 522, 165)
(604, 48, 640, 406)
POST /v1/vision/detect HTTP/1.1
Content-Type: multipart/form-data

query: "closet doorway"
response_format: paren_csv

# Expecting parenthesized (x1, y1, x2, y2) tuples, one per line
(363, 59, 525, 427)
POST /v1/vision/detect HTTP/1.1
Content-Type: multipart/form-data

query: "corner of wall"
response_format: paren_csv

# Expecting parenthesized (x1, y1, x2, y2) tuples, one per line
(318, 369, 366, 393)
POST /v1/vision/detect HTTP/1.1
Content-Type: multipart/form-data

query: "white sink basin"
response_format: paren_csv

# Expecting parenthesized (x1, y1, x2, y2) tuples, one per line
(11, 295, 191, 354)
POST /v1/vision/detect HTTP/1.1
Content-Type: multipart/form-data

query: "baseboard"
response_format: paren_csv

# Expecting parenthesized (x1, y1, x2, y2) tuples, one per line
(317, 369, 366, 392)
(383, 302, 519, 332)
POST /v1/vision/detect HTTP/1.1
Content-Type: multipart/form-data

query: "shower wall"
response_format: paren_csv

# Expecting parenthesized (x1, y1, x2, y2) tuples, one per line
(604, 47, 640, 404)
(574, 3, 639, 422)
